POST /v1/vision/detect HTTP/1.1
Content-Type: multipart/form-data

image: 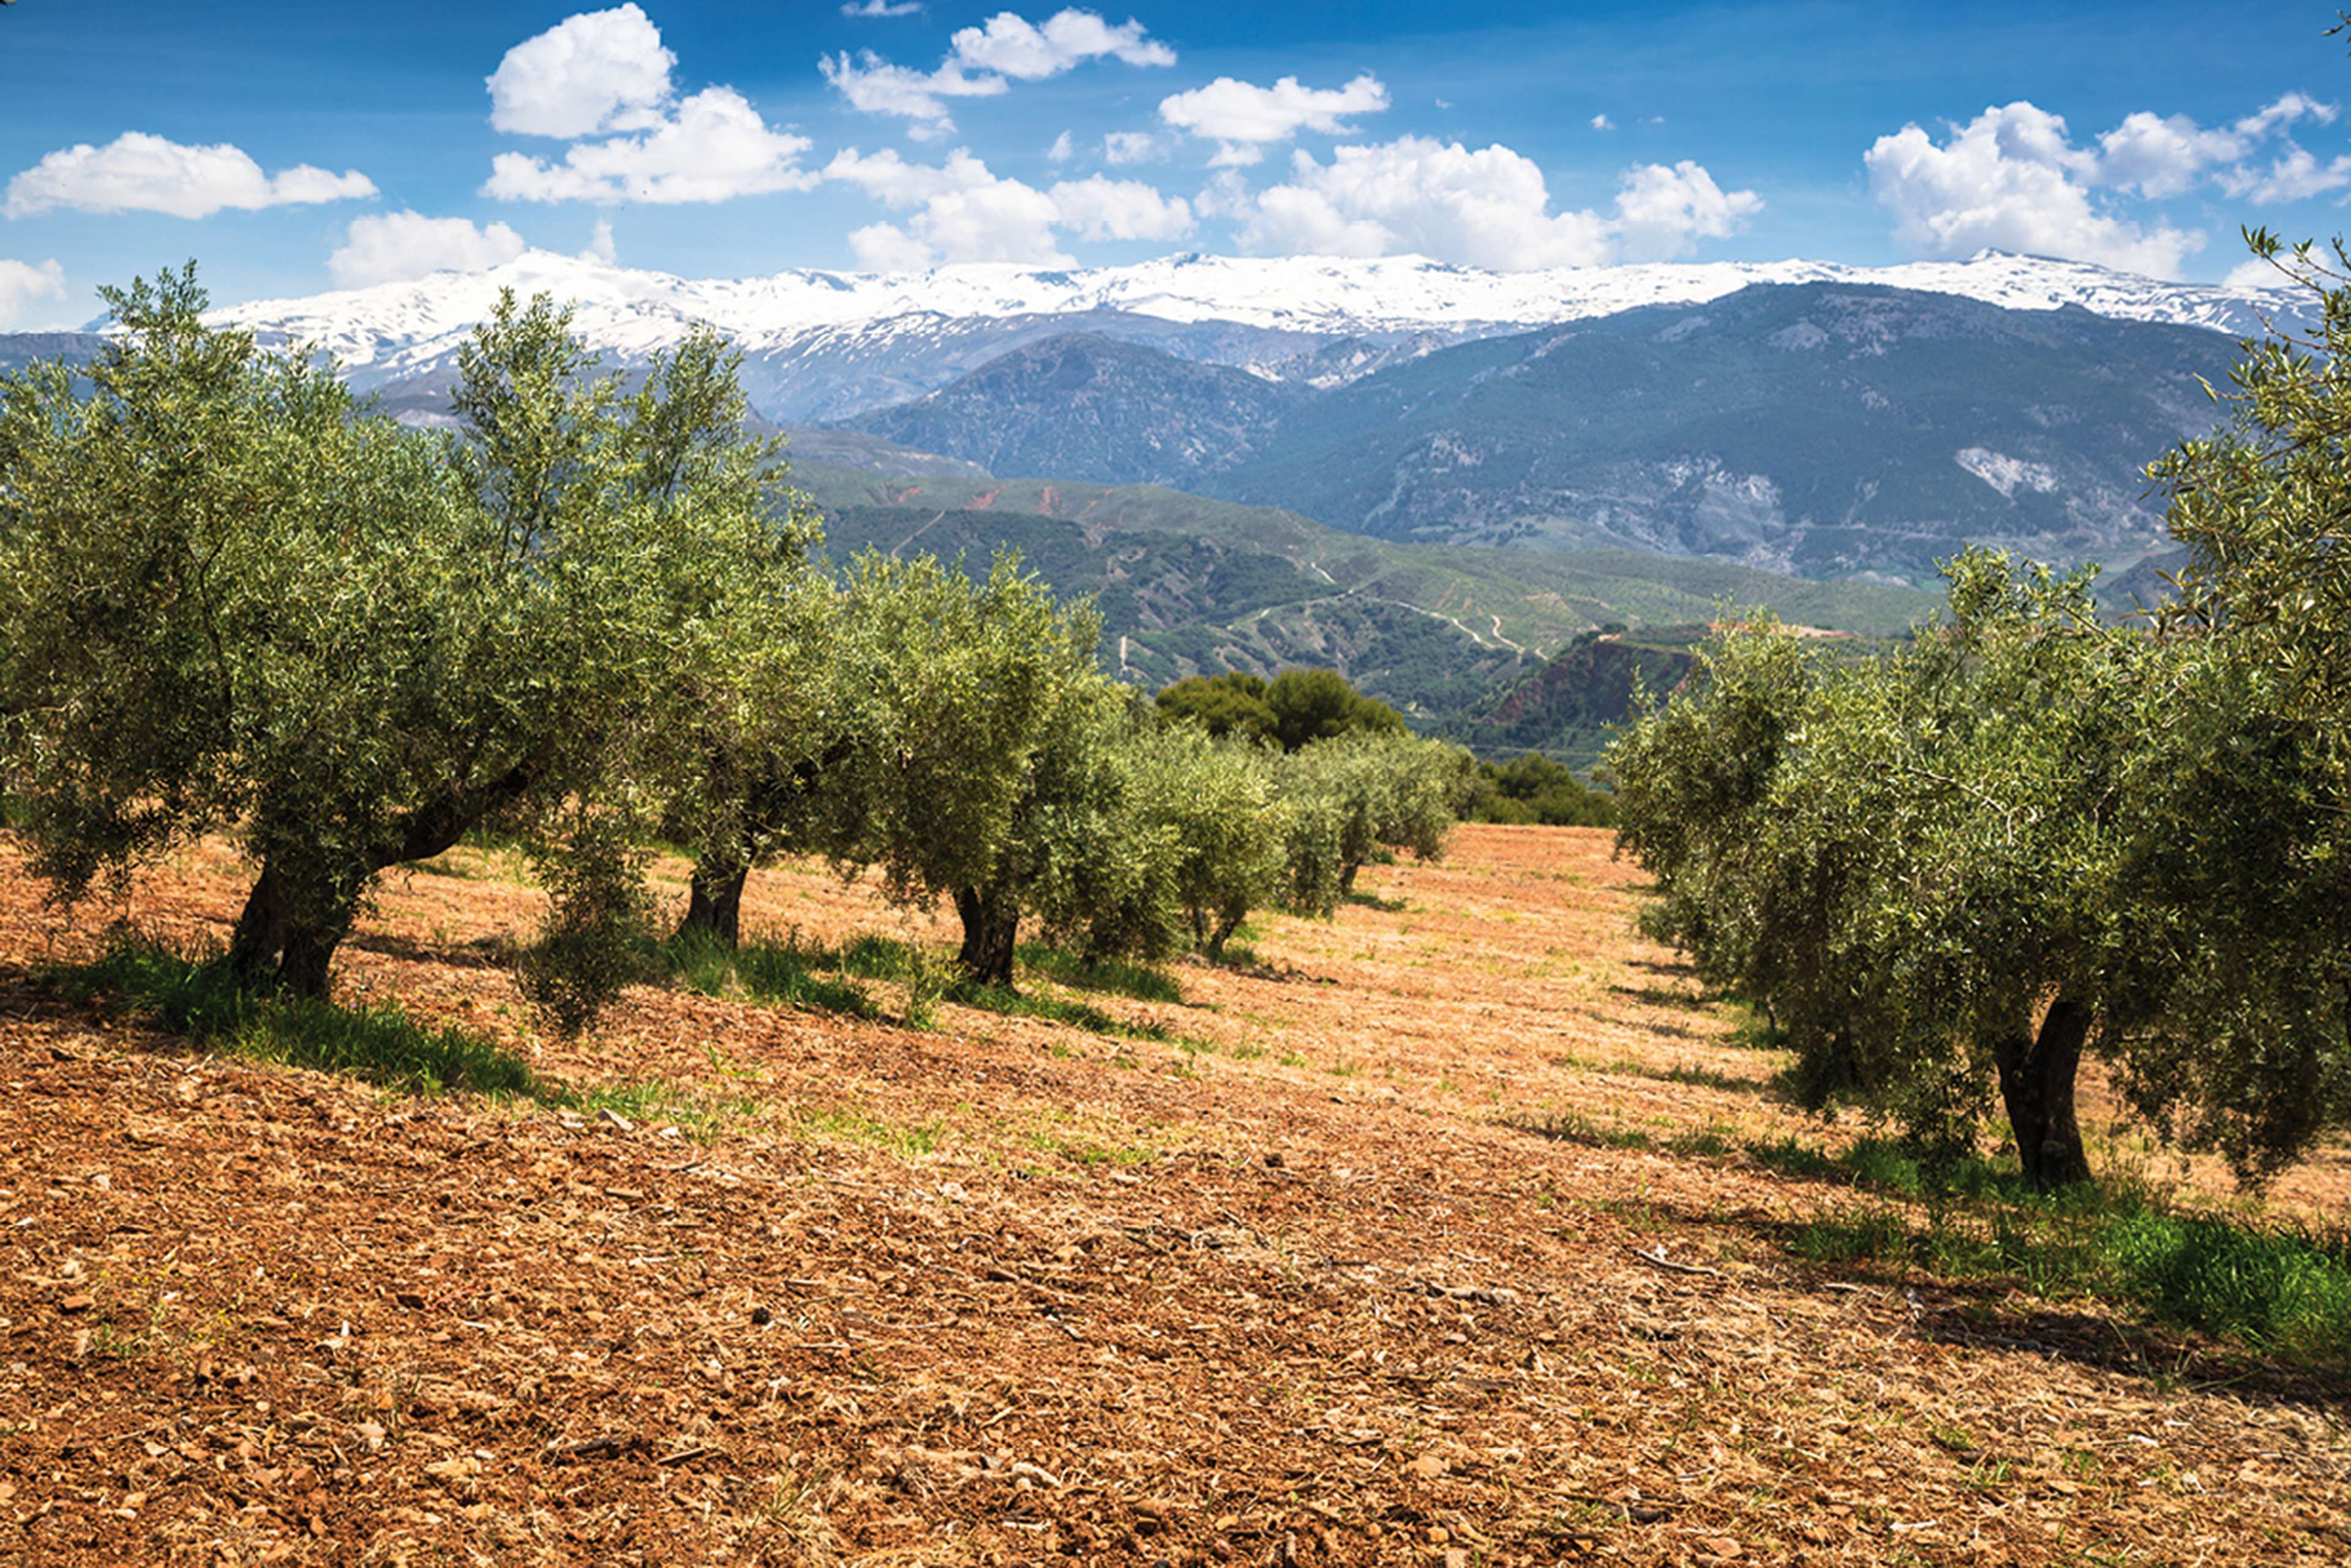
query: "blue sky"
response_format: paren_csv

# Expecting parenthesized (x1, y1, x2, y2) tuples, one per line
(0, 1, 2343, 326)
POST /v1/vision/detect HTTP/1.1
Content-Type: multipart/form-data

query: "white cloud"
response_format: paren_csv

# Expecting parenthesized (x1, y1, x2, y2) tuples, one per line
(826, 9, 1174, 137)
(1047, 130, 1075, 162)
(2236, 91, 2337, 138)
(328, 211, 528, 288)
(820, 52, 1004, 140)
(827, 147, 1071, 265)
(2222, 257, 2289, 290)
(1610, 159, 1766, 260)
(2094, 111, 2246, 199)
(487, 4, 675, 139)
(1864, 92, 2351, 276)
(1864, 102, 2202, 277)
(485, 86, 816, 203)
(582, 217, 618, 263)
(1103, 130, 1160, 165)
(848, 222, 939, 271)
(950, 9, 1174, 78)
(0, 259, 68, 329)
(1240, 135, 1757, 270)
(1590, 113, 1615, 132)
(2221, 144, 2351, 204)
(842, 0, 925, 14)
(1049, 174, 1193, 240)
(1158, 72, 1389, 165)
(827, 146, 1193, 266)
(4, 132, 375, 220)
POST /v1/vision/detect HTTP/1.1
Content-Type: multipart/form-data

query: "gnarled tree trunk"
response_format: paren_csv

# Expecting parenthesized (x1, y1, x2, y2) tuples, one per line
(677, 857, 751, 947)
(953, 885, 1019, 989)
(227, 859, 352, 1002)
(1993, 994, 2094, 1189)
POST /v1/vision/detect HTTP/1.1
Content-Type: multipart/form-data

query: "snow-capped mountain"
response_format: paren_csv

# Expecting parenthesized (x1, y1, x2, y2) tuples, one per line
(203, 249, 2301, 424)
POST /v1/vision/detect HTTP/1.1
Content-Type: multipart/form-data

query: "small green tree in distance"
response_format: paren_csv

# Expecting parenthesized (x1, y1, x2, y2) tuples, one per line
(1156, 667, 1405, 751)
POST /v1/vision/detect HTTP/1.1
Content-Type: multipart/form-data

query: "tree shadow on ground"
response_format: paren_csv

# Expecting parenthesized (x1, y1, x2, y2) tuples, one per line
(1607, 981, 1715, 1012)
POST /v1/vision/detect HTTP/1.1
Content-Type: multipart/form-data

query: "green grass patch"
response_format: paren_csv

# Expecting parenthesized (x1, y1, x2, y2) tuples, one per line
(1014, 942, 1183, 1003)
(51, 931, 547, 1098)
(948, 981, 1172, 1041)
(1512, 1108, 1655, 1152)
(1778, 1166, 2351, 1365)
(663, 928, 880, 1020)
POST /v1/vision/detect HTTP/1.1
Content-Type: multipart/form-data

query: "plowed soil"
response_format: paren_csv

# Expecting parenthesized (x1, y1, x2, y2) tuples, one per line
(1, 827, 2344, 1567)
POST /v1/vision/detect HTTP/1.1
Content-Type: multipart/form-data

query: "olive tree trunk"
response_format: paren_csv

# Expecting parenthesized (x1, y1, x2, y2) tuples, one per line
(1993, 994, 2094, 1189)
(677, 858, 751, 947)
(227, 860, 351, 1002)
(953, 885, 1019, 989)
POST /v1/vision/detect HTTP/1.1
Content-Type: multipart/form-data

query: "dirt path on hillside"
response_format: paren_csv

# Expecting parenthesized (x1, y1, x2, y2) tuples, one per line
(0, 828, 2344, 1566)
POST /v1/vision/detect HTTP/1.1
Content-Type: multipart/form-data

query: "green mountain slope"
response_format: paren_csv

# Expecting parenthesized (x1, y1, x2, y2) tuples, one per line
(791, 460, 1939, 724)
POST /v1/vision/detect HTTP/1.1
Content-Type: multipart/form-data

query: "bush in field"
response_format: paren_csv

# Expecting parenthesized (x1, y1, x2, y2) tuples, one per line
(1466, 753, 1615, 827)
(1157, 667, 1404, 751)
(0, 270, 800, 1015)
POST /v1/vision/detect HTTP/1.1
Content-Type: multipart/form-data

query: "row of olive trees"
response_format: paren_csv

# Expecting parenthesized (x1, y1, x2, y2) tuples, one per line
(1608, 236, 2351, 1190)
(0, 268, 1474, 1027)
(667, 545, 1475, 985)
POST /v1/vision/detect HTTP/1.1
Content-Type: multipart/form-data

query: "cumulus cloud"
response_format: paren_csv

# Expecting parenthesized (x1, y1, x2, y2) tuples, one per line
(1047, 130, 1075, 162)
(1865, 92, 2351, 276)
(485, 85, 816, 203)
(1864, 102, 2202, 276)
(1158, 72, 1389, 165)
(1239, 136, 1757, 270)
(487, 4, 675, 138)
(4, 132, 375, 219)
(328, 211, 528, 288)
(1590, 113, 1615, 132)
(826, 8, 1174, 137)
(2221, 144, 2351, 204)
(827, 146, 1193, 267)
(582, 217, 619, 263)
(1049, 173, 1192, 239)
(842, 0, 924, 14)
(2095, 111, 2246, 199)
(1611, 160, 1766, 260)
(2236, 90, 2337, 138)
(2222, 257, 2290, 290)
(0, 259, 69, 329)
(828, 146, 1072, 265)
(480, 11, 810, 204)
(951, 9, 1173, 77)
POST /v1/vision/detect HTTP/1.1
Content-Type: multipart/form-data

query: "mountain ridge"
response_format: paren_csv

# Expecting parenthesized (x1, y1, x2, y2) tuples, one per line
(178, 248, 2298, 425)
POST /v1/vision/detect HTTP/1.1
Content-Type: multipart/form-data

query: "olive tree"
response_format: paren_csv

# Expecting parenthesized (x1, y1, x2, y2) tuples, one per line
(2120, 228, 2351, 1182)
(1128, 722, 1288, 958)
(1610, 554, 2159, 1186)
(0, 271, 795, 1006)
(1276, 731, 1476, 915)
(830, 550, 1163, 986)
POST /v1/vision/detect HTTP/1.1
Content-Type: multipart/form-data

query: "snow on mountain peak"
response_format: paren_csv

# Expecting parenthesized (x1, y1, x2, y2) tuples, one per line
(203, 249, 2301, 417)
